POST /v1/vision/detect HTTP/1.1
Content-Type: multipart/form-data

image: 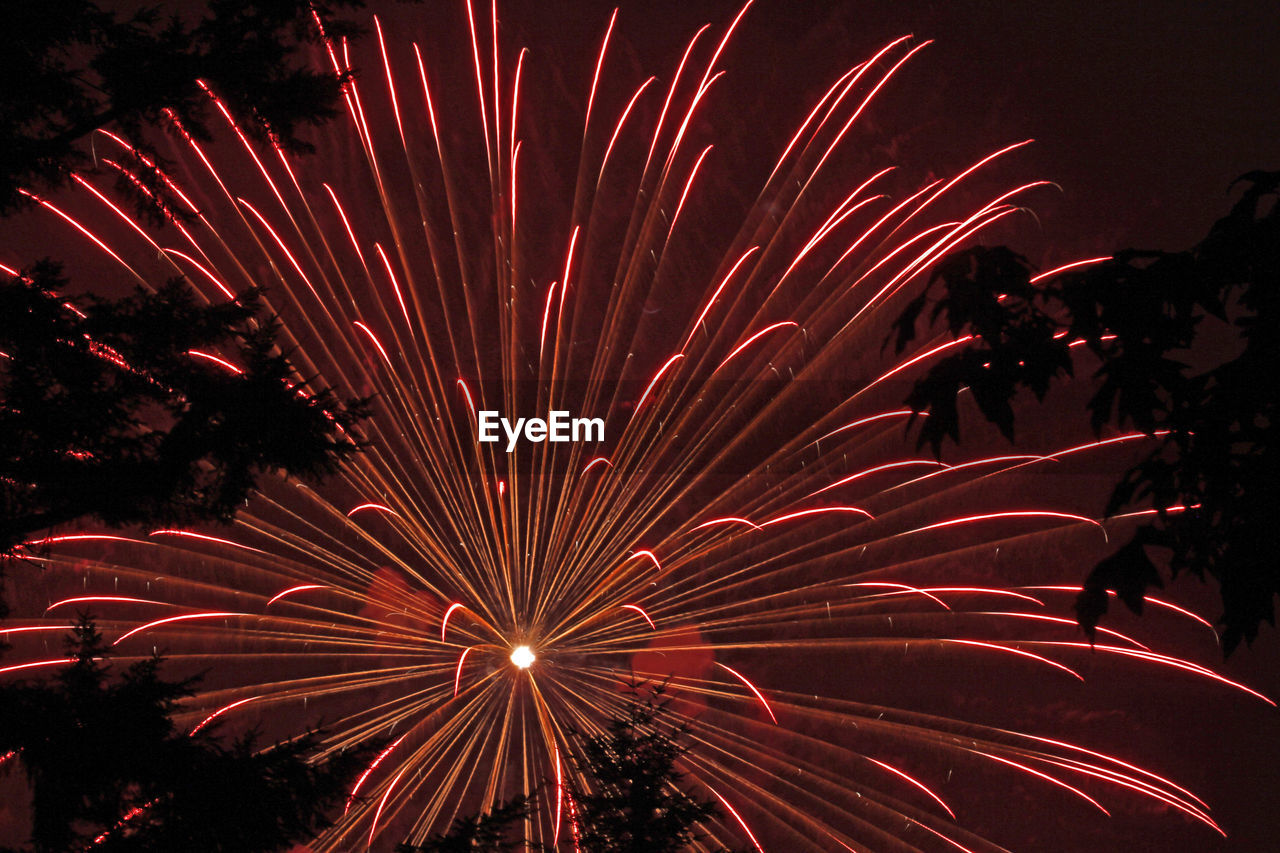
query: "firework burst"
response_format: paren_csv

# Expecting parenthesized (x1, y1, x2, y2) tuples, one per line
(3, 3, 1272, 851)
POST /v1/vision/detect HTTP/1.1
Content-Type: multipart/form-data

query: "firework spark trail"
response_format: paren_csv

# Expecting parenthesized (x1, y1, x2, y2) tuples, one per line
(3, 3, 1272, 851)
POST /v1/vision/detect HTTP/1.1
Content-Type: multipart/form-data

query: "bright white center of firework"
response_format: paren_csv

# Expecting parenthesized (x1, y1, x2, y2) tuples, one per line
(510, 645, 535, 669)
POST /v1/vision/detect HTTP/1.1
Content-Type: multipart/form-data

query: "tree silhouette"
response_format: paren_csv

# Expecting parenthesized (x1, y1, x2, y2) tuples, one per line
(0, 615, 371, 852)
(1, 265, 368, 559)
(1, 1, 377, 612)
(397, 690, 740, 852)
(890, 171, 1280, 653)
(565, 695, 727, 853)
(396, 796, 534, 853)
(0, 0, 365, 217)
(0, 4, 377, 847)
(0, 0, 376, 545)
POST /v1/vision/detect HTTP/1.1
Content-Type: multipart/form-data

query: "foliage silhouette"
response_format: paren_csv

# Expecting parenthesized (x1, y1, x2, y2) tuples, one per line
(0, 615, 372, 852)
(890, 171, 1280, 653)
(0, 5, 381, 848)
(0, 0, 366, 217)
(397, 689, 741, 852)
(1, 264, 369, 559)
(396, 796, 535, 853)
(1, 1, 379, 613)
(565, 693, 728, 853)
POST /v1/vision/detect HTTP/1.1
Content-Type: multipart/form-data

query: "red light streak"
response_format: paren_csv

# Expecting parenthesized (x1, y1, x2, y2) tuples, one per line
(844, 582, 950, 610)
(453, 647, 474, 696)
(322, 183, 368, 270)
(583, 9, 617, 141)
(187, 350, 243, 374)
(235, 197, 320, 299)
(553, 745, 563, 846)
(347, 734, 409, 813)
(693, 516, 762, 532)
(635, 353, 684, 412)
(760, 506, 874, 527)
(113, 612, 244, 646)
(1035, 755, 1222, 834)
(375, 243, 413, 329)
(916, 586, 1043, 606)
(902, 510, 1104, 538)
(814, 409, 919, 444)
(628, 550, 663, 572)
(441, 602, 466, 642)
(598, 76, 656, 187)
(642, 23, 709, 174)
(1026, 586, 1216, 634)
(1029, 256, 1112, 284)
(0, 658, 75, 677)
(368, 766, 409, 847)
(707, 784, 765, 853)
(984, 611, 1150, 650)
(189, 696, 258, 735)
(457, 378, 476, 416)
(716, 662, 777, 724)
(865, 756, 956, 819)
(375, 17, 406, 144)
(666, 144, 714, 241)
(973, 749, 1110, 815)
(25, 534, 146, 548)
(354, 320, 394, 368)
(510, 48, 526, 164)
(661, 72, 724, 177)
(620, 604, 656, 630)
(95, 128, 200, 212)
(346, 503, 400, 518)
(864, 335, 973, 393)
(44, 595, 167, 614)
(161, 248, 235, 299)
(682, 246, 760, 352)
(70, 173, 165, 256)
(713, 321, 799, 374)
(942, 640, 1083, 681)
(557, 226, 580, 329)
(1042, 642, 1274, 706)
(265, 585, 328, 607)
(808, 39, 933, 181)
(540, 281, 559, 357)
(19, 190, 142, 280)
(0, 625, 72, 638)
(808, 459, 948, 497)
(149, 529, 266, 553)
(1020, 733, 1211, 811)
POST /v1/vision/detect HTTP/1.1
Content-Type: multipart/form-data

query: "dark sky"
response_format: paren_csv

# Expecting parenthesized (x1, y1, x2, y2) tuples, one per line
(515, 0, 1280, 256)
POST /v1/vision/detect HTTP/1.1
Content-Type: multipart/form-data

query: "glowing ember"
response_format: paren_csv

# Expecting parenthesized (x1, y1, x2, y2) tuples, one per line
(510, 645, 535, 670)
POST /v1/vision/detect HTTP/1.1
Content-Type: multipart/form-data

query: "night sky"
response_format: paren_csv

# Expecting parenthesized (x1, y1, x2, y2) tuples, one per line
(526, 0, 1280, 255)
(3, 1, 1279, 850)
